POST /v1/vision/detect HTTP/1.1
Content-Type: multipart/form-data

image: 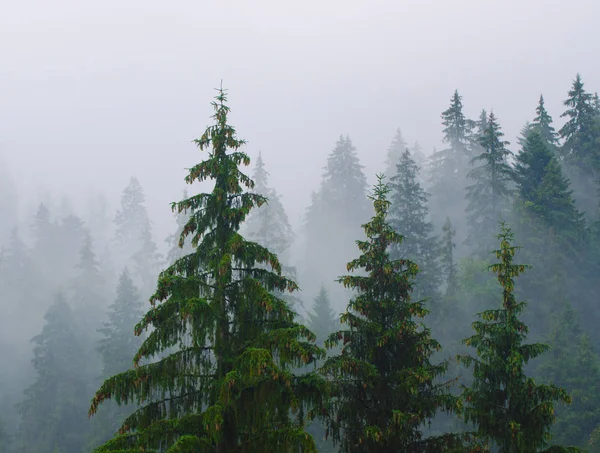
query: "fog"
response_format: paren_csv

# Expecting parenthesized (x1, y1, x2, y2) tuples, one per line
(2, 1, 600, 452)
(2, 0, 597, 240)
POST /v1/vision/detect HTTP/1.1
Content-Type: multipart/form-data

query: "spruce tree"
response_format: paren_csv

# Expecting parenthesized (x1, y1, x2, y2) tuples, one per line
(457, 223, 574, 452)
(89, 87, 324, 452)
(320, 175, 462, 453)
(389, 148, 440, 302)
(465, 112, 514, 253)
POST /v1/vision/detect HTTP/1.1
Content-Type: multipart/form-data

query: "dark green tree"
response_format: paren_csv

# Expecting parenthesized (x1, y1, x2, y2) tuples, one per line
(16, 292, 91, 453)
(88, 87, 324, 452)
(457, 223, 574, 452)
(465, 112, 514, 253)
(320, 175, 462, 453)
(389, 148, 440, 302)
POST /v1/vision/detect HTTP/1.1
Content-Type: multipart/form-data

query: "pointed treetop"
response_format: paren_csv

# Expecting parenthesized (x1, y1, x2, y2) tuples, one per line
(532, 94, 559, 145)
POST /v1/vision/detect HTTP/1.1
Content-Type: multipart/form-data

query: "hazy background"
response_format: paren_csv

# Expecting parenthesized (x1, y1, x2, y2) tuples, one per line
(2, 0, 597, 244)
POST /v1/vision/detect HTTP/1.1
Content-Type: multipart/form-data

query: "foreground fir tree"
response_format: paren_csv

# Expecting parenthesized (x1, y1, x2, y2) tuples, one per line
(457, 223, 578, 453)
(89, 87, 324, 452)
(320, 175, 465, 453)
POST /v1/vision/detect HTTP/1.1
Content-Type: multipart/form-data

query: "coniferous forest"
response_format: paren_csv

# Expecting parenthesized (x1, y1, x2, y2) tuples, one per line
(3, 75, 600, 453)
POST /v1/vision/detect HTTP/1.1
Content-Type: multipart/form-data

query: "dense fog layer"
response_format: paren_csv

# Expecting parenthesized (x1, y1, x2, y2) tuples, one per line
(2, 1, 600, 452)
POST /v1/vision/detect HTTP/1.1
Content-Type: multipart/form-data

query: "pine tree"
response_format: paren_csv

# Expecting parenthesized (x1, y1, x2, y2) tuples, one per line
(389, 148, 440, 302)
(305, 286, 338, 349)
(383, 128, 408, 180)
(320, 175, 463, 453)
(17, 292, 91, 453)
(465, 112, 514, 253)
(89, 87, 325, 452)
(457, 223, 574, 452)
(428, 90, 473, 234)
(532, 95, 560, 145)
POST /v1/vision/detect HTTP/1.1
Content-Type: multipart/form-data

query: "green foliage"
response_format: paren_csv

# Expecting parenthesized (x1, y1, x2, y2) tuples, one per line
(88, 87, 325, 452)
(457, 223, 574, 453)
(320, 175, 464, 453)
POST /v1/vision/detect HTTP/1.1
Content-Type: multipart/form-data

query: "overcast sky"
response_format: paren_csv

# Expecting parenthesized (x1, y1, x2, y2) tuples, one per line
(1, 0, 598, 243)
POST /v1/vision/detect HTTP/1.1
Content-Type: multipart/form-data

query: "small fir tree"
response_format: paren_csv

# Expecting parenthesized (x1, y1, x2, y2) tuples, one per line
(88, 86, 324, 452)
(320, 175, 463, 453)
(457, 223, 575, 452)
(532, 95, 560, 146)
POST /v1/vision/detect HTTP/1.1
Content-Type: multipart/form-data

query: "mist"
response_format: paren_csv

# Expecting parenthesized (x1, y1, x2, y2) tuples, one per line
(2, 1, 600, 452)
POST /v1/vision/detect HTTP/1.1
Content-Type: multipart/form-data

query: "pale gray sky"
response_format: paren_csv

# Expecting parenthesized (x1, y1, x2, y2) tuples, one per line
(1, 0, 598, 242)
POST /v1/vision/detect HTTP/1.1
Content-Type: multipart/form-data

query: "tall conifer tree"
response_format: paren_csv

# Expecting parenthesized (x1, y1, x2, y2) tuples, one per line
(89, 87, 324, 452)
(321, 175, 462, 452)
(457, 223, 574, 452)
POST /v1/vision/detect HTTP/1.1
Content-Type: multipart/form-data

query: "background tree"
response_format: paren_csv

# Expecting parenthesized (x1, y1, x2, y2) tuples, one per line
(389, 148, 441, 304)
(465, 112, 514, 254)
(88, 87, 324, 452)
(16, 293, 91, 453)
